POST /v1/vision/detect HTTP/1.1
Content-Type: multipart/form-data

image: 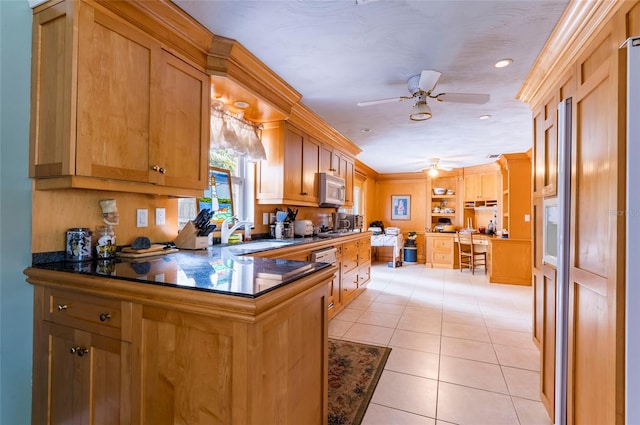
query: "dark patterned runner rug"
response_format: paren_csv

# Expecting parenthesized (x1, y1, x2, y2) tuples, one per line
(328, 339, 392, 425)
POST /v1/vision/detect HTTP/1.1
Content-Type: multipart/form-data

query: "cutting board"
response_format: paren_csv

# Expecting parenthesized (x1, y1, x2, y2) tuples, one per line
(117, 244, 178, 258)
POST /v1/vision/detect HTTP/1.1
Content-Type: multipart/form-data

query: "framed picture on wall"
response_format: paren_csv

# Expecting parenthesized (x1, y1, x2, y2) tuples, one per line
(391, 195, 411, 220)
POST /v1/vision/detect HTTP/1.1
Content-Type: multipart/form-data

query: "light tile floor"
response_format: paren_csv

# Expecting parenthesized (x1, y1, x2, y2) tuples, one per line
(328, 263, 552, 425)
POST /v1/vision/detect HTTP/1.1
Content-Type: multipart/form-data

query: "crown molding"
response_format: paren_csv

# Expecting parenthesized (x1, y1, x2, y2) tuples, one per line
(518, 0, 622, 107)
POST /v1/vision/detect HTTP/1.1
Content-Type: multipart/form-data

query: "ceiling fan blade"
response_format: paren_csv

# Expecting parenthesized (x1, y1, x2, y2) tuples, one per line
(435, 93, 490, 104)
(357, 96, 412, 107)
(418, 70, 442, 94)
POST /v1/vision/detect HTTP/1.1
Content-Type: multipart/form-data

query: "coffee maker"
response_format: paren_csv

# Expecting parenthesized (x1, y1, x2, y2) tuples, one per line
(346, 214, 364, 232)
(331, 212, 351, 232)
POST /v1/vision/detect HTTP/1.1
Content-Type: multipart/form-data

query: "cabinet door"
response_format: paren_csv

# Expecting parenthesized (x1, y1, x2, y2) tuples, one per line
(34, 322, 129, 425)
(76, 5, 156, 183)
(480, 173, 498, 200)
(283, 126, 305, 200)
(464, 174, 480, 200)
(30, 1, 75, 178)
(319, 144, 335, 174)
(328, 261, 341, 315)
(301, 136, 320, 202)
(344, 158, 355, 207)
(283, 126, 319, 203)
(151, 50, 209, 190)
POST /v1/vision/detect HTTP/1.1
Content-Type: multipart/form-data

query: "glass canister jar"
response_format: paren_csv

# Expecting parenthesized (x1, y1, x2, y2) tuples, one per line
(65, 228, 93, 262)
(95, 225, 117, 259)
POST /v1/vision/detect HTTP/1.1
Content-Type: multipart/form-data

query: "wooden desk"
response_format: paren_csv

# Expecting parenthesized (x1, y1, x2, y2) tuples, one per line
(453, 234, 532, 285)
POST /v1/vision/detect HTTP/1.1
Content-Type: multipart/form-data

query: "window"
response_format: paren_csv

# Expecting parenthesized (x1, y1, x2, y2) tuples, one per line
(178, 149, 255, 228)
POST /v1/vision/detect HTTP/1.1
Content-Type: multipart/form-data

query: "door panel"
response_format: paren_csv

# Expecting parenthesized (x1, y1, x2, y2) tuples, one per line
(566, 25, 621, 425)
(76, 6, 153, 182)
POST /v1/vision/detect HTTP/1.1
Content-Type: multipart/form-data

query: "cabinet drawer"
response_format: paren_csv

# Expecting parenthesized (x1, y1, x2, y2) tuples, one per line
(44, 289, 130, 339)
(433, 252, 453, 263)
(433, 238, 453, 250)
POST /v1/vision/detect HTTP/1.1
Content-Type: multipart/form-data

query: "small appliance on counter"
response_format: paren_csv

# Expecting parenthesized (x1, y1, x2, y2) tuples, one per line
(331, 212, 351, 232)
(346, 214, 364, 232)
(294, 220, 314, 237)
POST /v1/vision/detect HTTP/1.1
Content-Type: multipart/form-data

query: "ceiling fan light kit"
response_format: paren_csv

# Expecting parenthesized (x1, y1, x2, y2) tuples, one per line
(410, 94, 432, 121)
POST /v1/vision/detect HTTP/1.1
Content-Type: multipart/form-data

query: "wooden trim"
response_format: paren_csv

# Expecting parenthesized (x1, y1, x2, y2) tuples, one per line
(518, 0, 623, 106)
(289, 103, 362, 157)
(24, 266, 337, 321)
(34, 176, 203, 198)
(92, 0, 214, 70)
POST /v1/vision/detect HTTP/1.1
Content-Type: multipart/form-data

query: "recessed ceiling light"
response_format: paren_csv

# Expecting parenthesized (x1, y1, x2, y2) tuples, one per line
(361, 128, 372, 133)
(479, 114, 491, 120)
(233, 100, 250, 108)
(494, 58, 513, 68)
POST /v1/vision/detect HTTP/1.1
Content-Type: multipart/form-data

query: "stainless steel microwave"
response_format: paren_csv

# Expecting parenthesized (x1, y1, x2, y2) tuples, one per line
(318, 172, 345, 207)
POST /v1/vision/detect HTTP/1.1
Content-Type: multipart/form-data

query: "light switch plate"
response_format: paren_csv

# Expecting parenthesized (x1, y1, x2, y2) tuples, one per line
(136, 209, 148, 227)
(156, 208, 166, 225)
(524, 214, 531, 222)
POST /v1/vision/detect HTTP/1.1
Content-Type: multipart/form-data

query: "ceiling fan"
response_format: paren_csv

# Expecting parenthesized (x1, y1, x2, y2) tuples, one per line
(410, 157, 462, 176)
(357, 70, 490, 121)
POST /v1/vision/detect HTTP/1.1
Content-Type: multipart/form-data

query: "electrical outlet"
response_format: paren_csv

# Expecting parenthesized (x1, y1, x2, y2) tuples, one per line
(136, 209, 148, 227)
(156, 208, 166, 225)
(524, 214, 531, 222)
(263, 212, 269, 225)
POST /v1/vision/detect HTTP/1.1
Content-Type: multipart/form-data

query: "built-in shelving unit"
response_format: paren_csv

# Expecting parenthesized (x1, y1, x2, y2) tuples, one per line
(426, 172, 463, 231)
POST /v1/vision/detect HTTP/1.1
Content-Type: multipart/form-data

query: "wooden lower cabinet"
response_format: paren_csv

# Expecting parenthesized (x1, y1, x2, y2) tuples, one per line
(255, 233, 372, 318)
(487, 238, 532, 285)
(341, 237, 371, 305)
(34, 321, 131, 425)
(28, 266, 333, 425)
(425, 234, 457, 268)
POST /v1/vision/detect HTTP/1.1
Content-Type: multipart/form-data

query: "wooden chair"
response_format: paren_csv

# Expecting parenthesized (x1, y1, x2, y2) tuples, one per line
(457, 231, 487, 274)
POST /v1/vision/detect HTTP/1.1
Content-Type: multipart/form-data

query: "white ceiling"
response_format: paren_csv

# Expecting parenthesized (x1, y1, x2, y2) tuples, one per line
(173, 0, 568, 174)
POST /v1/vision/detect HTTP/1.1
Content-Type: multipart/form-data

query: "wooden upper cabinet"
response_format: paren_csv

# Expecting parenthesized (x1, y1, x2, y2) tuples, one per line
(30, 0, 209, 196)
(336, 154, 355, 207)
(319, 144, 336, 174)
(151, 50, 209, 190)
(318, 144, 354, 207)
(257, 122, 320, 206)
(464, 172, 498, 201)
(283, 125, 320, 204)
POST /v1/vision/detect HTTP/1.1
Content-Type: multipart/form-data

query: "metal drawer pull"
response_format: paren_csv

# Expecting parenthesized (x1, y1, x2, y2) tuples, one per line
(99, 313, 111, 322)
(57, 304, 68, 311)
(70, 347, 89, 357)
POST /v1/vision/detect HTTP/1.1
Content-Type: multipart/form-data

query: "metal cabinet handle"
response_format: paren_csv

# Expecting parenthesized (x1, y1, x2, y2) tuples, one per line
(70, 347, 89, 357)
(99, 313, 111, 322)
(152, 165, 167, 174)
(57, 304, 68, 311)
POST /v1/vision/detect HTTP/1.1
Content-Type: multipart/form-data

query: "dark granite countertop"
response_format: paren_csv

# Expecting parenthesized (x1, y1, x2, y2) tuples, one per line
(28, 233, 368, 298)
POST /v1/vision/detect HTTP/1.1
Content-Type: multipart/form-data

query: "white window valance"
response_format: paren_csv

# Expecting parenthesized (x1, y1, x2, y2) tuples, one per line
(210, 104, 266, 161)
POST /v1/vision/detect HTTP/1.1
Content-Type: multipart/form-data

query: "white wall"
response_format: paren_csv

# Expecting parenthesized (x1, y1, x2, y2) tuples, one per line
(0, 1, 34, 423)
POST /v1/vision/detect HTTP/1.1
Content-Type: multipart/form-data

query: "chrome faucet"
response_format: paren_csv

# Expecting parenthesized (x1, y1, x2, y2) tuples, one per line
(221, 216, 253, 244)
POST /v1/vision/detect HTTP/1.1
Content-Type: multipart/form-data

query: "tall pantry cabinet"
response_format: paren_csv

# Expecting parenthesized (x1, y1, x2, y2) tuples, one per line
(521, 2, 640, 423)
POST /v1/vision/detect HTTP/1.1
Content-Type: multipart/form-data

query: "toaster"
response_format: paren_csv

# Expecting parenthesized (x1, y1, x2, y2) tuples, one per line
(294, 220, 314, 236)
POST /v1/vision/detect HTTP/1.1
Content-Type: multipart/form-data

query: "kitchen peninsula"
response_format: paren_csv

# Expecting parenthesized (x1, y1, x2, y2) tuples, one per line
(25, 244, 337, 424)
